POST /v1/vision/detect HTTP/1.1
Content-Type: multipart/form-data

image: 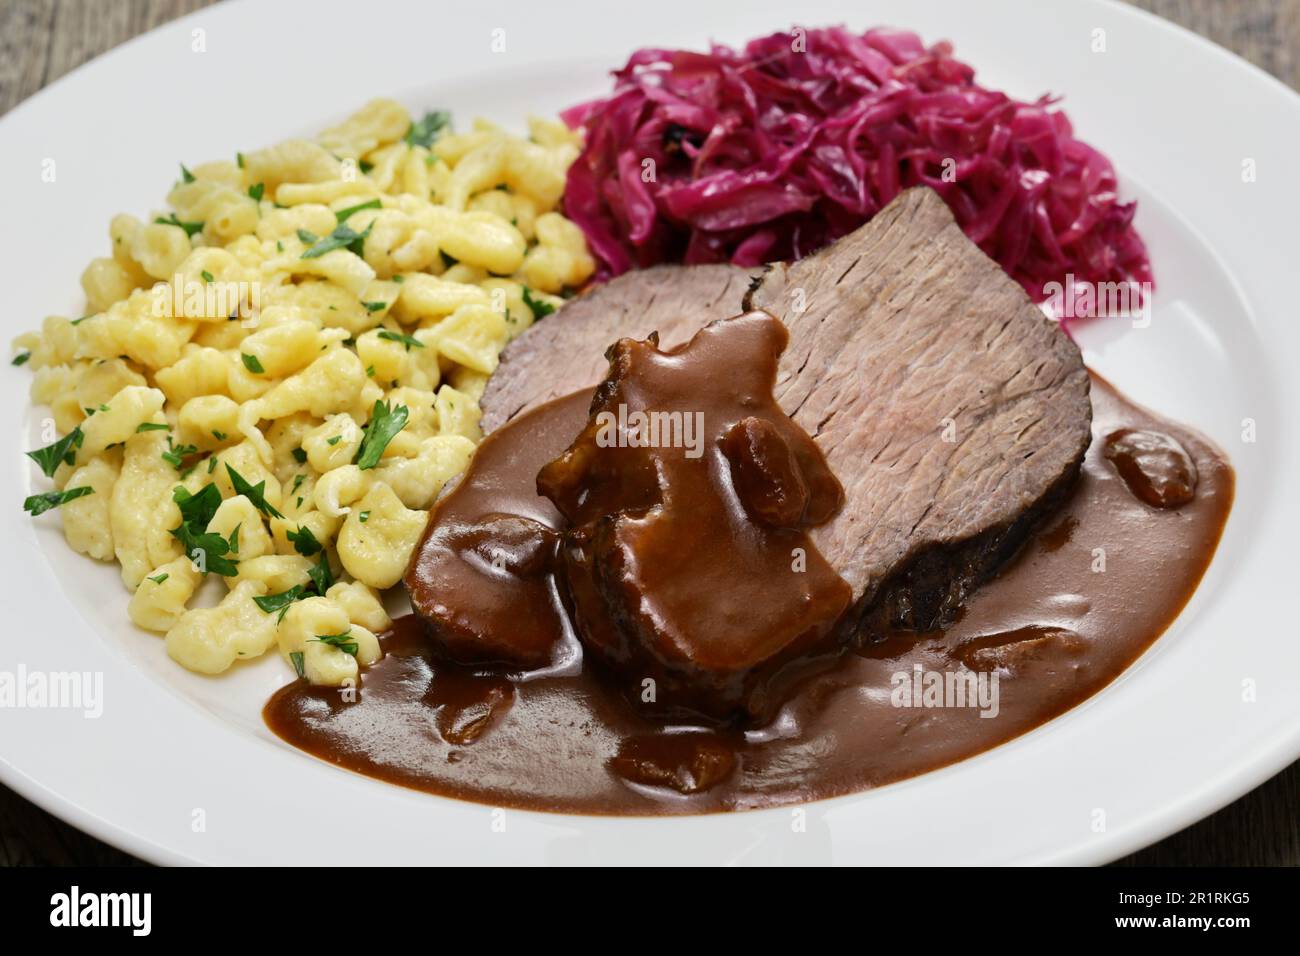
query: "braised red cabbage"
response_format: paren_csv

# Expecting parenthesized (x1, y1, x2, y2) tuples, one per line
(561, 26, 1152, 304)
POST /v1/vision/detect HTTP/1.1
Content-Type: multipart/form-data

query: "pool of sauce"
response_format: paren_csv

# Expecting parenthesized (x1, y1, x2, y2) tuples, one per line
(265, 375, 1233, 814)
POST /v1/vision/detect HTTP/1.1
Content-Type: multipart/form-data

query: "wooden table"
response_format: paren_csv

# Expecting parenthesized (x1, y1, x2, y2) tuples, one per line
(0, 0, 1296, 867)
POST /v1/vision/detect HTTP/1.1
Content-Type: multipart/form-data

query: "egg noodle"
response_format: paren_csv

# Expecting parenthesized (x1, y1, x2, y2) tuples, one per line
(13, 100, 595, 687)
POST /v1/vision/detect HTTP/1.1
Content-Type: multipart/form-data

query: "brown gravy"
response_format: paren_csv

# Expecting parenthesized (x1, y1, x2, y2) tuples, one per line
(538, 313, 850, 721)
(265, 375, 1233, 814)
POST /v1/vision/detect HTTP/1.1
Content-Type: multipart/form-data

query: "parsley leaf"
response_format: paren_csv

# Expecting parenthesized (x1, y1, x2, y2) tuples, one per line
(312, 630, 358, 656)
(136, 422, 170, 433)
(301, 221, 372, 259)
(154, 213, 204, 238)
(241, 353, 264, 374)
(354, 400, 409, 469)
(248, 182, 265, 202)
(362, 300, 386, 313)
(12, 351, 31, 366)
(169, 484, 239, 576)
(161, 439, 198, 470)
(147, 572, 170, 585)
(26, 426, 83, 477)
(307, 552, 334, 595)
(24, 486, 92, 516)
(522, 286, 556, 319)
(376, 330, 423, 351)
(405, 110, 452, 148)
(174, 483, 222, 528)
(289, 651, 306, 679)
(286, 524, 322, 557)
(334, 198, 381, 223)
(179, 163, 196, 183)
(225, 464, 284, 519)
(254, 585, 306, 622)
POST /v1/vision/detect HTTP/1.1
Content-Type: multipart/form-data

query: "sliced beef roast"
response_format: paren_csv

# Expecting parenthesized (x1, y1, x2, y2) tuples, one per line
(480, 263, 760, 434)
(427, 186, 1090, 703)
(746, 187, 1091, 634)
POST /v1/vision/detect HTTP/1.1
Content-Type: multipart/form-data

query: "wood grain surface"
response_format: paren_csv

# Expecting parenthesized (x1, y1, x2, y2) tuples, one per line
(0, 0, 1296, 867)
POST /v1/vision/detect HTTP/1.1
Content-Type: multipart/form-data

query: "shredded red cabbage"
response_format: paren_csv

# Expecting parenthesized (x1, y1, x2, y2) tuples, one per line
(561, 26, 1152, 304)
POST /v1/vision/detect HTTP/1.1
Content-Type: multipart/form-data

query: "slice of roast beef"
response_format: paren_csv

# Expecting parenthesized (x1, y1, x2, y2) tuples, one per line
(744, 187, 1091, 634)
(480, 263, 760, 434)
(421, 186, 1090, 712)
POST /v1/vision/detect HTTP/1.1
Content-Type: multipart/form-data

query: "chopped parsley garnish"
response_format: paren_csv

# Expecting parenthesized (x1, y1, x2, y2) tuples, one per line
(228, 522, 241, 554)
(292, 448, 307, 464)
(326, 435, 342, 446)
(334, 198, 381, 223)
(296, 228, 318, 245)
(26, 426, 83, 477)
(24, 487, 93, 516)
(147, 572, 170, 585)
(200, 269, 214, 283)
(307, 552, 334, 594)
(354, 399, 409, 469)
(300, 220, 372, 259)
(405, 110, 452, 148)
(248, 182, 265, 202)
(169, 484, 239, 576)
(362, 300, 386, 313)
(136, 422, 170, 432)
(174, 482, 220, 529)
(358, 510, 370, 523)
(522, 286, 556, 319)
(312, 630, 358, 656)
(286, 524, 322, 557)
(236, 152, 245, 169)
(289, 651, 306, 678)
(291, 474, 306, 494)
(154, 213, 204, 238)
(376, 329, 423, 351)
(359, 159, 374, 174)
(12, 351, 30, 366)
(225, 464, 283, 519)
(241, 353, 265, 374)
(212, 430, 227, 441)
(161, 439, 198, 470)
(254, 585, 307, 622)
(179, 163, 196, 183)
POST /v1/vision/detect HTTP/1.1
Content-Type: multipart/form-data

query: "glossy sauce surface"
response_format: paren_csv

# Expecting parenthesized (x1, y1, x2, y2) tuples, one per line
(537, 313, 850, 720)
(265, 375, 1233, 814)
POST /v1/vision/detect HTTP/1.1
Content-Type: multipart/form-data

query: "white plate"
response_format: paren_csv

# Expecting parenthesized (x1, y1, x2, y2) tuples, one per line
(2, 0, 1297, 866)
